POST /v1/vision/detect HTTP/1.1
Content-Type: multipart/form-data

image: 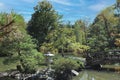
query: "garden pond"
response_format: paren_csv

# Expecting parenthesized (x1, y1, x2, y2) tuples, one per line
(73, 70, 120, 80)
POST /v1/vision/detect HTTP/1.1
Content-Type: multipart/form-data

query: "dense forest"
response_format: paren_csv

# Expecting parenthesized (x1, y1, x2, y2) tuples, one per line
(0, 0, 120, 80)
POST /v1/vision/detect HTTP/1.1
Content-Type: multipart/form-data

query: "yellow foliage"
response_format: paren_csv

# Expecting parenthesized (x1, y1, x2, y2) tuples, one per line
(115, 38, 120, 47)
(117, 0, 120, 3)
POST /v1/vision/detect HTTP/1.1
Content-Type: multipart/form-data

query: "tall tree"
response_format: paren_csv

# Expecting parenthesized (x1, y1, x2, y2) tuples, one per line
(74, 20, 86, 45)
(115, 0, 120, 18)
(27, 0, 62, 48)
(113, 0, 120, 47)
(88, 6, 119, 53)
(115, 0, 120, 31)
(0, 12, 43, 73)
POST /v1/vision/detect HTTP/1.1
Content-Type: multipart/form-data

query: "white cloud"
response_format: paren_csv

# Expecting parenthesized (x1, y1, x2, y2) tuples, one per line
(0, 2, 5, 8)
(89, 1, 108, 11)
(49, 0, 72, 6)
(49, 0, 79, 6)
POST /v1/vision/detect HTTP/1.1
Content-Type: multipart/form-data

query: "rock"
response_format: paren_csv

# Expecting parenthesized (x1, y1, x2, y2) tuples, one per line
(71, 70, 79, 76)
(0, 72, 8, 77)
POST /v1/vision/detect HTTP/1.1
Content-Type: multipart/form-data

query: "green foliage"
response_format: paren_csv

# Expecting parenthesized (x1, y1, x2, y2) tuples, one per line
(0, 11, 15, 26)
(0, 11, 26, 39)
(0, 37, 14, 56)
(0, 12, 14, 41)
(14, 35, 44, 73)
(27, 0, 89, 56)
(20, 56, 37, 73)
(68, 42, 90, 56)
(0, 12, 45, 73)
(54, 27, 75, 53)
(16, 53, 38, 73)
(74, 20, 86, 44)
(34, 52, 45, 65)
(88, 6, 119, 53)
(75, 59, 84, 69)
(116, 0, 120, 11)
(117, 0, 120, 3)
(0, 11, 26, 56)
(40, 24, 89, 56)
(28, 0, 62, 47)
(40, 42, 58, 54)
(40, 27, 75, 54)
(0, 57, 19, 72)
(53, 58, 79, 80)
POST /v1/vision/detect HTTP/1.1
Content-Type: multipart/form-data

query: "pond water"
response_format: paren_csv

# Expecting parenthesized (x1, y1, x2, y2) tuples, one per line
(73, 70, 120, 80)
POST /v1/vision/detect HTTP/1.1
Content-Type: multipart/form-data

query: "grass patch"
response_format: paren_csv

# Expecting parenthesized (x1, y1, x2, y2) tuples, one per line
(102, 65, 120, 72)
(0, 57, 19, 72)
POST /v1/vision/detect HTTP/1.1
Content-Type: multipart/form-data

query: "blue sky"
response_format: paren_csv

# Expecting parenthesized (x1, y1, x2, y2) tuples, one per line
(0, 0, 116, 24)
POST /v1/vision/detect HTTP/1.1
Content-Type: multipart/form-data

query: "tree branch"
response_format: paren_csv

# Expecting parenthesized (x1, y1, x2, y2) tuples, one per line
(0, 20, 14, 31)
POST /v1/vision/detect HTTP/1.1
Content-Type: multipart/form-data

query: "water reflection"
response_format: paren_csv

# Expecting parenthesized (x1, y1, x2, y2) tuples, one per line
(73, 70, 120, 80)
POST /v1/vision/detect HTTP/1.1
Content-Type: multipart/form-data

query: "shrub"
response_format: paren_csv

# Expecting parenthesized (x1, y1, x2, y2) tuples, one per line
(17, 54, 37, 74)
(21, 57, 37, 73)
(67, 42, 90, 56)
(17, 50, 45, 74)
(34, 52, 45, 65)
(53, 58, 79, 80)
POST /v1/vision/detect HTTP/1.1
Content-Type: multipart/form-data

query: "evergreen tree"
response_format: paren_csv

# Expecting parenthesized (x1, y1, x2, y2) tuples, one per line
(88, 6, 119, 53)
(0, 12, 15, 42)
(0, 12, 44, 73)
(27, 0, 62, 48)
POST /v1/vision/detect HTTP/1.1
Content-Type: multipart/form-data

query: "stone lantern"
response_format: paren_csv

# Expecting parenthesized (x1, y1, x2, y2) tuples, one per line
(44, 52, 54, 70)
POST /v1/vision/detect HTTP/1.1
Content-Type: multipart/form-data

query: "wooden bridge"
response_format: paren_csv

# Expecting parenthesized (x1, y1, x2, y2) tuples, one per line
(86, 50, 120, 68)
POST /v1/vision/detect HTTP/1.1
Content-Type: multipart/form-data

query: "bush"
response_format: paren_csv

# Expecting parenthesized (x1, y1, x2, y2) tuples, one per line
(17, 55, 37, 74)
(75, 60, 84, 71)
(22, 57, 37, 73)
(67, 42, 90, 56)
(53, 58, 79, 80)
(34, 52, 45, 65)
(17, 50, 45, 74)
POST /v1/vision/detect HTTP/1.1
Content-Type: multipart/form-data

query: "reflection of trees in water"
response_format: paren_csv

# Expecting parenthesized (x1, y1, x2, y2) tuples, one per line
(87, 72, 95, 80)
(78, 71, 88, 80)
(74, 70, 120, 80)
(78, 71, 95, 80)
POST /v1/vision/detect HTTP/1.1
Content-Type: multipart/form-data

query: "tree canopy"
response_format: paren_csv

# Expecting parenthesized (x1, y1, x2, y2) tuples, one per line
(27, 0, 62, 48)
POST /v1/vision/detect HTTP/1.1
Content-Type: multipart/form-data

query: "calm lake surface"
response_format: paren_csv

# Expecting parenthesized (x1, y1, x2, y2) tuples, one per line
(73, 70, 120, 80)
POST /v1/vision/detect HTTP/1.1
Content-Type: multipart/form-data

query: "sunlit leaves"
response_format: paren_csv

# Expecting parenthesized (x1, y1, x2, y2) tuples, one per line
(115, 38, 120, 47)
(74, 20, 86, 44)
